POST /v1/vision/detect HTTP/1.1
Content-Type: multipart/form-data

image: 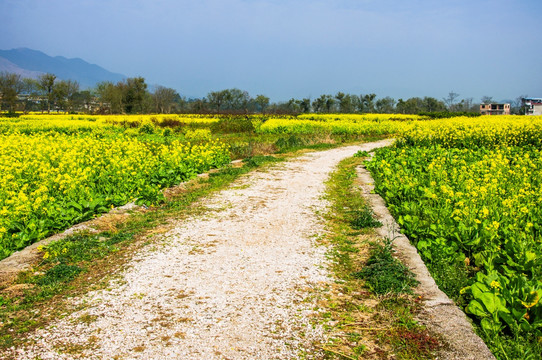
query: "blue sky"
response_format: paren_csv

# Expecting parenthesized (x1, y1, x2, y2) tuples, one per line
(1, 0, 541, 102)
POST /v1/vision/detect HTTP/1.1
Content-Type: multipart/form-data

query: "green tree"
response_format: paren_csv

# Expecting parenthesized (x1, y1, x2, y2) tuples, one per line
(52, 80, 68, 111)
(311, 94, 337, 113)
(63, 80, 80, 112)
(359, 94, 376, 113)
(0, 72, 23, 112)
(396, 97, 424, 114)
(72, 90, 93, 112)
(207, 89, 229, 113)
(375, 96, 396, 113)
(287, 98, 302, 113)
(189, 98, 208, 113)
(422, 97, 446, 112)
(53, 80, 79, 112)
(335, 92, 346, 112)
(21, 77, 40, 112)
(254, 94, 270, 113)
(95, 81, 123, 113)
(312, 95, 327, 113)
(225, 88, 251, 112)
(336, 92, 356, 113)
(300, 98, 311, 113)
(22, 77, 39, 96)
(325, 95, 336, 112)
(123, 77, 148, 114)
(174, 95, 188, 113)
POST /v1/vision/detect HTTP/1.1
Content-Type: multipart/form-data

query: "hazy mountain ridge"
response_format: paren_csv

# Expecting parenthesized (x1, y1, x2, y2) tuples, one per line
(0, 48, 126, 89)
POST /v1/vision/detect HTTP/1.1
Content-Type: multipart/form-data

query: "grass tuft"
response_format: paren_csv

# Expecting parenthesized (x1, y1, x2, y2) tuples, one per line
(354, 239, 418, 295)
(35, 264, 83, 287)
(347, 207, 382, 229)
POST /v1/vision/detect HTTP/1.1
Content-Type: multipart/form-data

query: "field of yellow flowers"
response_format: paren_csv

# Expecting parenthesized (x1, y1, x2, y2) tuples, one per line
(366, 115, 542, 357)
(0, 112, 418, 260)
(2, 112, 542, 356)
(0, 115, 231, 259)
(259, 113, 425, 135)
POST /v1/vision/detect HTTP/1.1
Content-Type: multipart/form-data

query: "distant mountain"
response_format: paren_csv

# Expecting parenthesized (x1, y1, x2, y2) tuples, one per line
(0, 48, 126, 89)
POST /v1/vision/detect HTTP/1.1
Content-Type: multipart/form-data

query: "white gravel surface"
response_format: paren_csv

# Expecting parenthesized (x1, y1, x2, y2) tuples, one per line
(8, 140, 392, 360)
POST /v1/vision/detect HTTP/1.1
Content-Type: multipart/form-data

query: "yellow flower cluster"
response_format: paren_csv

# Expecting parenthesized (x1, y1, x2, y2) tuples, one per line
(259, 118, 409, 135)
(366, 115, 542, 335)
(398, 115, 542, 148)
(2, 113, 221, 124)
(0, 126, 230, 259)
(297, 113, 425, 122)
(0, 114, 222, 135)
(259, 114, 542, 141)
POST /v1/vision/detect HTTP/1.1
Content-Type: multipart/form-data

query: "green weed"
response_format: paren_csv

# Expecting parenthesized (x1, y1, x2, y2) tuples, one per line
(242, 155, 282, 167)
(347, 207, 382, 229)
(354, 239, 418, 295)
(35, 264, 83, 287)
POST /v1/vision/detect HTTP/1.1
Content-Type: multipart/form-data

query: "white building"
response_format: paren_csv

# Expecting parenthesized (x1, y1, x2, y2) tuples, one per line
(522, 98, 542, 115)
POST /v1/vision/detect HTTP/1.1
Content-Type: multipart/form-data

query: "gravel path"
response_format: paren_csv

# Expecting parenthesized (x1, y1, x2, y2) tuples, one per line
(9, 140, 392, 360)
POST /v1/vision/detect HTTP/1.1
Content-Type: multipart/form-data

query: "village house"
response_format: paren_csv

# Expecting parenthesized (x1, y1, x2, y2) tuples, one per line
(522, 98, 542, 115)
(480, 103, 511, 115)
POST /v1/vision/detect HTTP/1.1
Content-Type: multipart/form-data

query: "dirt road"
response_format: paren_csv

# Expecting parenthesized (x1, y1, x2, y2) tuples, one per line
(8, 140, 393, 359)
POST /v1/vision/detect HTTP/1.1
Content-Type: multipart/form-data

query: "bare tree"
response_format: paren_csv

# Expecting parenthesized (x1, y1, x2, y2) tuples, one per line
(443, 91, 460, 111)
(461, 97, 475, 112)
(514, 94, 529, 115)
(481, 96, 493, 104)
(153, 85, 179, 113)
(38, 73, 57, 112)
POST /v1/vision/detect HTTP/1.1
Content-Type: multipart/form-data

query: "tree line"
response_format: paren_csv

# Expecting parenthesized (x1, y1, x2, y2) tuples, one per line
(0, 71, 526, 115)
